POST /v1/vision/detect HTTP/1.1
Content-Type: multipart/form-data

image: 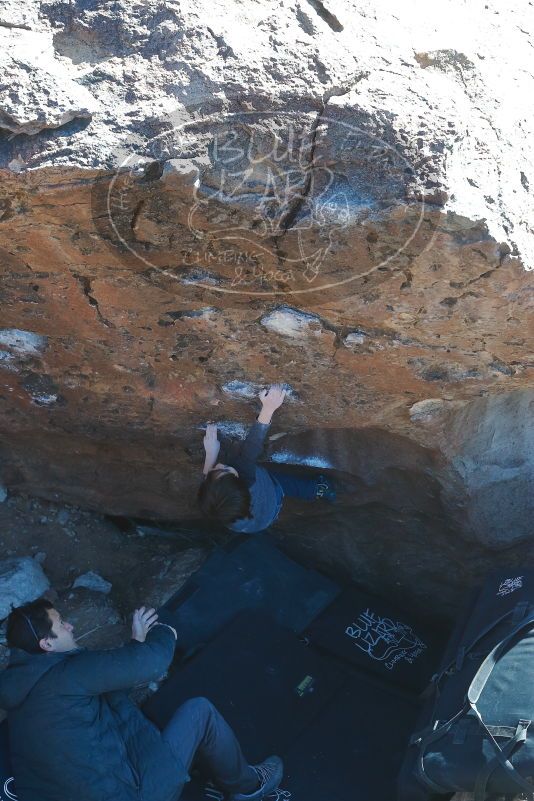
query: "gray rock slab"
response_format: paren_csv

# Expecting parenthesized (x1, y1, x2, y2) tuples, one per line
(0, 557, 50, 620)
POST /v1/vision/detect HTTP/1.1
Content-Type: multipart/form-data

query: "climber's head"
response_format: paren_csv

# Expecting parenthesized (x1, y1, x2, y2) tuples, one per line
(197, 465, 251, 524)
(6, 599, 77, 655)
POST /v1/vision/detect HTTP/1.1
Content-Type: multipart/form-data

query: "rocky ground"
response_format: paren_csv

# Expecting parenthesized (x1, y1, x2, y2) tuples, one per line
(0, 490, 209, 683)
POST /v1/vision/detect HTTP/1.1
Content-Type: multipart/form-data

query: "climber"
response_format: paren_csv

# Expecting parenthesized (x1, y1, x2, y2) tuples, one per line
(197, 382, 336, 533)
(0, 598, 283, 801)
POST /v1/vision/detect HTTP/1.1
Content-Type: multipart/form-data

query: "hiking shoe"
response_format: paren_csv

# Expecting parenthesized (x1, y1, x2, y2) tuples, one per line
(315, 474, 336, 502)
(231, 756, 284, 800)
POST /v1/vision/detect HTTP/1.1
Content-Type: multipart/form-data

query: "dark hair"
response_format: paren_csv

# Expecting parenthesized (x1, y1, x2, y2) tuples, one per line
(6, 598, 57, 654)
(197, 472, 252, 524)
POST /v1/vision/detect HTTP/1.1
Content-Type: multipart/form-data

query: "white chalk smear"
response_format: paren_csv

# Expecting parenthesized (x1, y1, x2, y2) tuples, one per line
(0, 329, 48, 355)
(269, 450, 333, 469)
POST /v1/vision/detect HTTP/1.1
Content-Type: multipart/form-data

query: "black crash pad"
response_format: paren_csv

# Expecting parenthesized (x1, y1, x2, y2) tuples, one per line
(145, 610, 421, 801)
(283, 675, 419, 801)
(305, 585, 444, 693)
(176, 684, 420, 801)
(144, 610, 349, 764)
(162, 536, 339, 654)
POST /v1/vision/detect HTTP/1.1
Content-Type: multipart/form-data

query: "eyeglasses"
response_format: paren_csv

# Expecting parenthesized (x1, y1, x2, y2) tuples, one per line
(19, 612, 41, 645)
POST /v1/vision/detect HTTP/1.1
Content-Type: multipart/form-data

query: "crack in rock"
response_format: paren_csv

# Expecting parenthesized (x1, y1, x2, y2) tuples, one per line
(206, 26, 235, 60)
(276, 72, 368, 238)
(73, 273, 113, 328)
(305, 0, 344, 32)
(0, 20, 31, 30)
(130, 200, 145, 232)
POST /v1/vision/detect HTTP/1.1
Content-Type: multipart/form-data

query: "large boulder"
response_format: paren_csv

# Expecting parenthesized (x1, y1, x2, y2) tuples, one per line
(0, 0, 532, 611)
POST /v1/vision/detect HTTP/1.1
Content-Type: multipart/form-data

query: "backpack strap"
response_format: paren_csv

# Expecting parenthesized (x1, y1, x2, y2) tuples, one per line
(467, 610, 534, 705)
(413, 610, 534, 797)
(467, 612, 534, 800)
(473, 718, 531, 801)
(425, 602, 531, 696)
(411, 705, 469, 794)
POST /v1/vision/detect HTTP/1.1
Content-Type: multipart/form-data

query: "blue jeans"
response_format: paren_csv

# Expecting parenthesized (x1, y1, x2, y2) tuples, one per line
(266, 469, 319, 501)
(162, 697, 258, 796)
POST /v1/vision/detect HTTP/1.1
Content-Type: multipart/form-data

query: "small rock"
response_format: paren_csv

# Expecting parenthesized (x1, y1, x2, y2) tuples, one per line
(409, 398, 446, 422)
(0, 557, 51, 620)
(0, 485, 7, 503)
(344, 331, 367, 346)
(72, 571, 112, 595)
(33, 552, 47, 564)
(8, 156, 26, 173)
(161, 159, 199, 186)
(57, 508, 70, 525)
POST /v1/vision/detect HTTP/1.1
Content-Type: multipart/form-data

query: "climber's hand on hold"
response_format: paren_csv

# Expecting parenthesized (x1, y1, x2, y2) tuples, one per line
(203, 423, 220, 455)
(258, 384, 287, 424)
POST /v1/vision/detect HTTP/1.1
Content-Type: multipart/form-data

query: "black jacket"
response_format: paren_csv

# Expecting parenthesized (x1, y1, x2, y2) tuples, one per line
(0, 625, 187, 801)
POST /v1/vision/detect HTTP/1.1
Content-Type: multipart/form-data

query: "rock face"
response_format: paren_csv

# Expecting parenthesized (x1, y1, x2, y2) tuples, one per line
(0, 0, 533, 612)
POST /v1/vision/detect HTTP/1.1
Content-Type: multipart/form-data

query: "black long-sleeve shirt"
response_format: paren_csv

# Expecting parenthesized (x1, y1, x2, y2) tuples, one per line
(225, 421, 283, 533)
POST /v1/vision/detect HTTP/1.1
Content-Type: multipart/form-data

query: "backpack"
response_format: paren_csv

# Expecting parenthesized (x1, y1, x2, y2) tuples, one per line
(403, 570, 534, 801)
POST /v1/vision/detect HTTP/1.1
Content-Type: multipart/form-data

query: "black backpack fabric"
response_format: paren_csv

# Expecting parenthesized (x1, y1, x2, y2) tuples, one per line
(404, 569, 534, 801)
(397, 586, 479, 801)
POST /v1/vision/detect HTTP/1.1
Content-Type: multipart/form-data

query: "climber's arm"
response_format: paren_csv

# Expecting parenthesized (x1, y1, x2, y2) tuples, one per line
(202, 423, 221, 475)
